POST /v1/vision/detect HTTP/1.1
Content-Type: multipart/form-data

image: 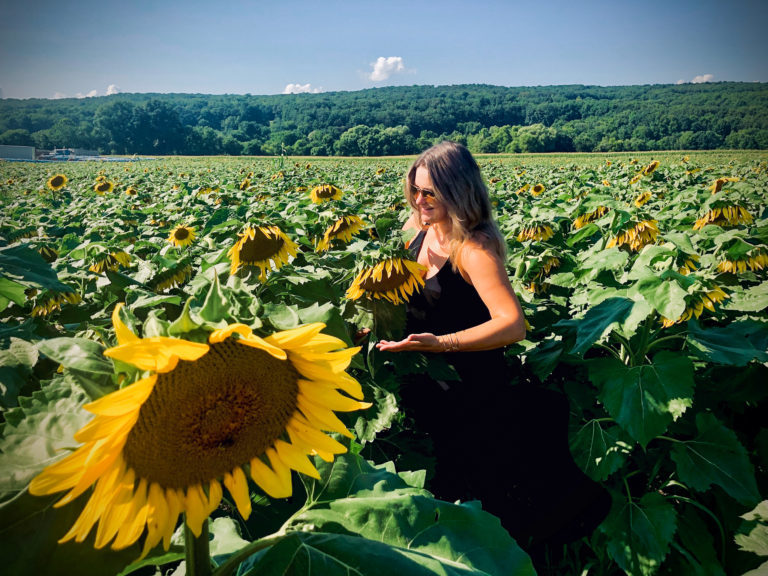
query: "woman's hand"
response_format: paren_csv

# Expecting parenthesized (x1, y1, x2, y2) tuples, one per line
(375, 333, 441, 353)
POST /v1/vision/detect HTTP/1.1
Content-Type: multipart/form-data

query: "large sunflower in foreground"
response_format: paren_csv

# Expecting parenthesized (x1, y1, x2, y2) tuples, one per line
(167, 225, 196, 247)
(30, 305, 369, 558)
(316, 215, 367, 252)
(228, 225, 298, 280)
(346, 257, 426, 305)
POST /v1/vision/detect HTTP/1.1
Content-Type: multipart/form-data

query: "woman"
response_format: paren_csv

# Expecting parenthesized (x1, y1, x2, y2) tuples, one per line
(376, 141, 609, 559)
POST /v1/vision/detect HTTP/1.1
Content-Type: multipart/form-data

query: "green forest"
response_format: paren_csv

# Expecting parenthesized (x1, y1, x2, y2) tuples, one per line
(1, 82, 767, 156)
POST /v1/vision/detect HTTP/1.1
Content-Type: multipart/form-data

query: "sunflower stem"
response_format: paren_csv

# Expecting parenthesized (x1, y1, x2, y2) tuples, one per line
(185, 518, 213, 576)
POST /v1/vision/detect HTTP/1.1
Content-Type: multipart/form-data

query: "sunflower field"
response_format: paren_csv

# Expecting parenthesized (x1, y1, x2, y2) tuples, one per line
(0, 151, 766, 576)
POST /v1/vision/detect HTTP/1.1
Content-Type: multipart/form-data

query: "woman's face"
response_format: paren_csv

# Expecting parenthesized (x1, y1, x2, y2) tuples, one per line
(413, 166, 448, 226)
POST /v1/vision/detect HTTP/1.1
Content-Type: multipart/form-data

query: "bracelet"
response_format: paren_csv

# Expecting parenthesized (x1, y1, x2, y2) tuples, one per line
(439, 332, 461, 353)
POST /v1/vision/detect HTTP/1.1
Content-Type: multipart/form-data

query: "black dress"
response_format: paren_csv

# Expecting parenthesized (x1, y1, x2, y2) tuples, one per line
(402, 229, 610, 551)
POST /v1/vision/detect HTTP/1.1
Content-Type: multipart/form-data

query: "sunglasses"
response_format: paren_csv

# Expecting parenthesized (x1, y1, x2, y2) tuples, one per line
(411, 184, 437, 202)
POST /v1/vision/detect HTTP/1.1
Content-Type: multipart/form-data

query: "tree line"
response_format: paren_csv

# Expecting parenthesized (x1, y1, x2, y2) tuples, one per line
(0, 83, 766, 156)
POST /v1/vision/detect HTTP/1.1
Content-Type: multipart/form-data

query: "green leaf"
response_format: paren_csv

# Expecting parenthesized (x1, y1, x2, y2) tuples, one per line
(0, 276, 27, 309)
(628, 275, 688, 321)
(261, 302, 300, 330)
(284, 452, 535, 576)
(686, 319, 768, 366)
(592, 351, 694, 447)
(557, 297, 634, 356)
(198, 273, 229, 322)
(602, 491, 678, 576)
(353, 385, 399, 445)
(673, 506, 726, 576)
(37, 337, 114, 374)
(671, 413, 761, 506)
(0, 489, 138, 576)
(0, 244, 70, 293)
(168, 296, 203, 336)
(735, 500, 768, 556)
(0, 378, 91, 499)
(569, 420, 633, 481)
(725, 281, 768, 313)
(210, 516, 250, 559)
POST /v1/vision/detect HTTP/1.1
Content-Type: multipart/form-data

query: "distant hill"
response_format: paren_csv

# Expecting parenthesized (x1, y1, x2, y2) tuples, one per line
(1, 83, 766, 155)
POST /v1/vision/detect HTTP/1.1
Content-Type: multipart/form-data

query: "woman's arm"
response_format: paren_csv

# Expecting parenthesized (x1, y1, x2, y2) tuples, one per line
(376, 241, 526, 353)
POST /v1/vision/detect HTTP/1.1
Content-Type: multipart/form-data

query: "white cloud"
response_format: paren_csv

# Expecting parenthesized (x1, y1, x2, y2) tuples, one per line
(106, 84, 120, 95)
(75, 90, 99, 98)
(52, 92, 67, 99)
(283, 83, 323, 94)
(677, 74, 715, 85)
(692, 74, 714, 84)
(368, 56, 405, 82)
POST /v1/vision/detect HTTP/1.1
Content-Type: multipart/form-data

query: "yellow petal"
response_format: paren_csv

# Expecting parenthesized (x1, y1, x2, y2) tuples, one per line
(84, 375, 157, 416)
(223, 467, 252, 520)
(274, 440, 320, 479)
(184, 484, 208, 538)
(263, 323, 326, 350)
(111, 478, 149, 550)
(250, 450, 292, 498)
(104, 338, 209, 372)
(112, 303, 139, 345)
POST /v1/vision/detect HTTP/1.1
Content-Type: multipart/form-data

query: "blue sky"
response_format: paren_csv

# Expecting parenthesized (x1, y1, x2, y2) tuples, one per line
(1, 0, 766, 99)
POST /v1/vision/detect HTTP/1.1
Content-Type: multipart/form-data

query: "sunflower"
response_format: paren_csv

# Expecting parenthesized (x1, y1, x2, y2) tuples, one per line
(526, 256, 560, 294)
(717, 249, 768, 274)
(602, 180, 610, 187)
(31, 291, 82, 317)
(47, 174, 68, 191)
(634, 190, 652, 207)
(660, 285, 729, 328)
(94, 181, 115, 195)
(167, 225, 196, 247)
(310, 184, 343, 204)
(29, 305, 369, 557)
(693, 204, 753, 230)
(151, 263, 193, 292)
(125, 187, 139, 197)
(629, 173, 643, 186)
(572, 206, 609, 230)
(677, 254, 700, 275)
(531, 183, 546, 196)
(517, 223, 554, 242)
(228, 226, 298, 280)
(316, 215, 367, 252)
(516, 183, 530, 195)
(709, 177, 739, 194)
(346, 258, 426, 305)
(39, 244, 59, 263)
(606, 220, 659, 252)
(642, 160, 660, 176)
(89, 251, 132, 274)
(239, 178, 251, 190)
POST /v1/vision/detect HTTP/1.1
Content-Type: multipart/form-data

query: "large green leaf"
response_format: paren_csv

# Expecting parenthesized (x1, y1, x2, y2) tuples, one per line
(0, 489, 138, 576)
(556, 297, 634, 356)
(36, 337, 114, 375)
(569, 419, 633, 481)
(627, 275, 688, 321)
(725, 281, 768, 313)
(0, 377, 91, 499)
(735, 500, 768, 557)
(591, 351, 694, 447)
(602, 491, 678, 576)
(671, 413, 761, 506)
(0, 244, 71, 293)
(686, 319, 768, 366)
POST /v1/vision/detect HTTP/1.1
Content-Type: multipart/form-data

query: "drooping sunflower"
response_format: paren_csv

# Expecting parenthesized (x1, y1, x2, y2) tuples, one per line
(572, 206, 609, 230)
(39, 244, 59, 263)
(709, 177, 739, 194)
(167, 225, 196, 247)
(29, 305, 369, 557)
(629, 173, 643, 186)
(677, 254, 700, 275)
(526, 255, 561, 294)
(693, 204, 754, 230)
(89, 251, 132, 274)
(346, 258, 426, 305)
(634, 190, 652, 207)
(660, 285, 729, 328)
(717, 248, 768, 274)
(517, 223, 555, 243)
(151, 263, 193, 292)
(515, 183, 531, 195)
(316, 215, 367, 252)
(228, 226, 298, 280)
(30, 290, 82, 317)
(606, 220, 659, 252)
(642, 160, 660, 176)
(310, 184, 343, 204)
(47, 174, 68, 191)
(94, 181, 115, 195)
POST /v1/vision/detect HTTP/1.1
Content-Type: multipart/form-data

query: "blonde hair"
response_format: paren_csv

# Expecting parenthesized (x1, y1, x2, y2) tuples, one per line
(405, 141, 506, 276)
